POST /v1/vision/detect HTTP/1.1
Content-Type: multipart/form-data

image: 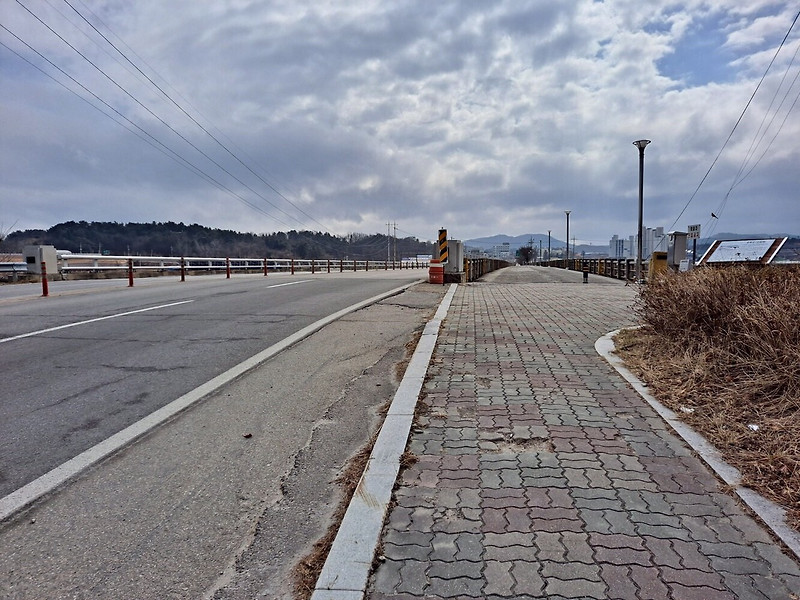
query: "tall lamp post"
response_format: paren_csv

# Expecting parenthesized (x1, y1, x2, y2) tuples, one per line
(564, 211, 571, 266)
(633, 139, 651, 282)
(547, 230, 551, 266)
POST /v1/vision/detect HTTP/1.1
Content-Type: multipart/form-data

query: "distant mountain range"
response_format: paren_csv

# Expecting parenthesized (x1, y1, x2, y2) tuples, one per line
(1, 221, 435, 260)
(464, 234, 563, 250)
(464, 233, 609, 256)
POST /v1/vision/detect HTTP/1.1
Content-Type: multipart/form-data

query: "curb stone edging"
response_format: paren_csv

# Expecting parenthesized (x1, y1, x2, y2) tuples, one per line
(310, 283, 459, 600)
(596, 328, 800, 562)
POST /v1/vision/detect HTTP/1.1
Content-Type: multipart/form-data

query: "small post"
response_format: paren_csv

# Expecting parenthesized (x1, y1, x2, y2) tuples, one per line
(41, 261, 49, 297)
(128, 259, 134, 287)
(327, 259, 331, 273)
(181, 257, 186, 282)
(263, 258, 268, 276)
(340, 259, 343, 273)
(226, 257, 231, 279)
(311, 259, 315, 274)
(365, 260, 369, 272)
(291, 258, 295, 275)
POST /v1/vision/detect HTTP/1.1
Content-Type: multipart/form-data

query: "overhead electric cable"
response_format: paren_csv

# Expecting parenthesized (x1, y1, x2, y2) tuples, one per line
(732, 39, 800, 187)
(730, 46, 800, 191)
(61, 0, 332, 234)
(0, 26, 292, 227)
(70, 0, 314, 223)
(667, 9, 800, 231)
(735, 84, 800, 188)
(13, 0, 306, 229)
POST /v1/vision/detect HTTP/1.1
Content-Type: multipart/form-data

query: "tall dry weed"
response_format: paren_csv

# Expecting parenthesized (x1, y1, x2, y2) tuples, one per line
(623, 265, 800, 526)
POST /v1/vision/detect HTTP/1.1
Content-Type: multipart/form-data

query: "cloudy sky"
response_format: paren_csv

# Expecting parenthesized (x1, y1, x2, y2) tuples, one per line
(2, 1, 799, 246)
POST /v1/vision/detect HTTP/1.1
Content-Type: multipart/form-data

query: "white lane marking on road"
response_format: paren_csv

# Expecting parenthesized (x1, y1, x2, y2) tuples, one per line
(0, 300, 195, 344)
(0, 279, 422, 522)
(266, 280, 311, 289)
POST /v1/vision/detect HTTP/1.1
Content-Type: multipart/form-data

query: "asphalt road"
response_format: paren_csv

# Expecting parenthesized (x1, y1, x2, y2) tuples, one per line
(0, 274, 446, 599)
(0, 270, 426, 498)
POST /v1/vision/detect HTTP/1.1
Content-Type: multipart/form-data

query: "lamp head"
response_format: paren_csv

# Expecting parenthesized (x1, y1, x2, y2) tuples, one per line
(565, 210, 571, 216)
(633, 139, 651, 150)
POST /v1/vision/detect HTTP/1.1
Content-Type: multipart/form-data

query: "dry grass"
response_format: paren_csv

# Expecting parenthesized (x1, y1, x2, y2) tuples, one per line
(616, 265, 800, 528)
(290, 435, 377, 598)
(291, 318, 427, 597)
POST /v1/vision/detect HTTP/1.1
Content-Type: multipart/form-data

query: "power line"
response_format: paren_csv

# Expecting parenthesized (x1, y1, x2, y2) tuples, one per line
(667, 9, 800, 232)
(14, 0, 310, 230)
(732, 39, 800, 187)
(0, 26, 292, 227)
(730, 42, 800, 191)
(60, 0, 333, 234)
(69, 0, 313, 226)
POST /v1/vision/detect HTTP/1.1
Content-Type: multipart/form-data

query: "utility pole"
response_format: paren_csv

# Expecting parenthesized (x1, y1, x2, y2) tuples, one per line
(386, 222, 391, 263)
(547, 230, 551, 266)
(393, 222, 398, 263)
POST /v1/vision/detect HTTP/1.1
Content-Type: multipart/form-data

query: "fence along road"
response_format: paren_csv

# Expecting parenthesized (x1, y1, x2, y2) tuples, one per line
(0, 270, 425, 502)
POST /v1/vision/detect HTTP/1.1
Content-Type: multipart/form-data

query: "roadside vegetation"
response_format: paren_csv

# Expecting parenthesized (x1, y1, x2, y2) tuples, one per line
(615, 265, 800, 528)
(0, 220, 434, 261)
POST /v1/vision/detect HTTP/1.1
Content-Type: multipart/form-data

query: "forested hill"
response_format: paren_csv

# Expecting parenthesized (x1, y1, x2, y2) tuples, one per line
(2, 221, 435, 261)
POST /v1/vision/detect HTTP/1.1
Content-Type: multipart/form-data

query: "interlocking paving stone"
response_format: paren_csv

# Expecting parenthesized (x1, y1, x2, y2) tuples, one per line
(483, 560, 514, 595)
(366, 277, 800, 599)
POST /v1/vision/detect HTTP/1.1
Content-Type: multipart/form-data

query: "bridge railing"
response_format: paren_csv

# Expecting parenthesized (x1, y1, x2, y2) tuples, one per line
(465, 258, 513, 282)
(58, 254, 429, 278)
(547, 257, 642, 281)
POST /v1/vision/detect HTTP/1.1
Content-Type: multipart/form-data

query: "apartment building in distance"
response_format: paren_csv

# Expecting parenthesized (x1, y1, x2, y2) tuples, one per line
(609, 227, 665, 260)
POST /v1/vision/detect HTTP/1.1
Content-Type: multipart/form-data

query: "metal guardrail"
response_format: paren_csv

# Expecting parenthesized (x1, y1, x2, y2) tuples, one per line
(465, 258, 512, 282)
(57, 254, 429, 277)
(0, 262, 30, 282)
(0, 262, 29, 273)
(548, 257, 642, 281)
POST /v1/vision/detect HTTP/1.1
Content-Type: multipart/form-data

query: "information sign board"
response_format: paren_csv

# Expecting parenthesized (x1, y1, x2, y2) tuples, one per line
(687, 224, 701, 240)
(706, 239, 774, 263)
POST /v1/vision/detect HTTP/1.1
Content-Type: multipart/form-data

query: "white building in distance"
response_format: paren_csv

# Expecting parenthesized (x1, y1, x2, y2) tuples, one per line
(609, 227, 665, 260)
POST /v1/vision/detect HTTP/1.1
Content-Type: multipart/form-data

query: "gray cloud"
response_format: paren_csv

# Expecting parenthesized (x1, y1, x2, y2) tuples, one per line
(1, 0, 798, 245)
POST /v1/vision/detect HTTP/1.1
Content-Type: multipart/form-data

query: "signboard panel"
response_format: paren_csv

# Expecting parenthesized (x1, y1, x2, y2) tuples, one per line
(687, 224, 701, 240)
(705, 239, 774, 263)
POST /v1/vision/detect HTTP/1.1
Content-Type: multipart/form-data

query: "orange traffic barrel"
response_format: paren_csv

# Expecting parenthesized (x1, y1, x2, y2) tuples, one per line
(429, 259, 444, 284)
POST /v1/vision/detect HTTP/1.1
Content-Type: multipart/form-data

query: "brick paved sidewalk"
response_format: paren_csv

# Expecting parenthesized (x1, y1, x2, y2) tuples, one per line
(368, 281, 800, 600)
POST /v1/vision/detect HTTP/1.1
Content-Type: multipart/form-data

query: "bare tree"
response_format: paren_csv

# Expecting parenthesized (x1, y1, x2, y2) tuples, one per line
(0, 221, 18, 261)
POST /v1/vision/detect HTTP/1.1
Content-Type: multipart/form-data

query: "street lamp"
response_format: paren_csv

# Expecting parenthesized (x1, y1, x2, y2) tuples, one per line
(633, 139, 651, 282)
(564, 211, 571, 266)
(547, 230, 551, 266)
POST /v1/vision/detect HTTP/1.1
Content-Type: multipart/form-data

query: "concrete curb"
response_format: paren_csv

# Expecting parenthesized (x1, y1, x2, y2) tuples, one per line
(0, 280, 423, 524)
(596, 329, 800, 562)
(311, 283, 459, 600)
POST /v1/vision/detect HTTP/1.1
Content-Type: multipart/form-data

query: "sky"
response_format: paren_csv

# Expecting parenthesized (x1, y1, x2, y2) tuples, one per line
(2, 1, 799, 246)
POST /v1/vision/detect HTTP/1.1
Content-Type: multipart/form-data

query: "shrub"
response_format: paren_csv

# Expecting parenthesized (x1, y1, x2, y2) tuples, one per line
(622, 265, 800, 526)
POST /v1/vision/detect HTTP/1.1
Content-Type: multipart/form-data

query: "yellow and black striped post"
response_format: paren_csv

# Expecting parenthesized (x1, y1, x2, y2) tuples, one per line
(438, 228, 448, 263)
